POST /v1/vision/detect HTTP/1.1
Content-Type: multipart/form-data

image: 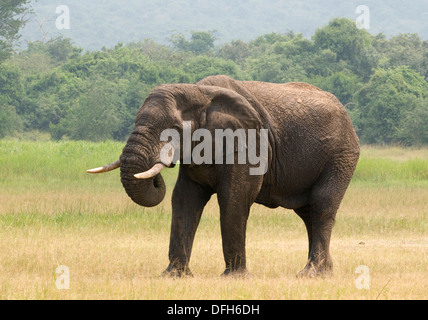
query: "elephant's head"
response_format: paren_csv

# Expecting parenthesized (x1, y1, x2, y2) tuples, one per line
(87, 82, 264, 208)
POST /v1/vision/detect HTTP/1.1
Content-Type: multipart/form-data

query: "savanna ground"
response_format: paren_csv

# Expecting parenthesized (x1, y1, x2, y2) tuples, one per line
(0, 140, 427, 300)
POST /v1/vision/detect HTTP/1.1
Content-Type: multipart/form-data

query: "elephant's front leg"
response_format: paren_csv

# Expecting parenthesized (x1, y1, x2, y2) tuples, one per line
(217, 166, 263, 276)
(163, 171, 212, 277)
(218, 199, 251, 275)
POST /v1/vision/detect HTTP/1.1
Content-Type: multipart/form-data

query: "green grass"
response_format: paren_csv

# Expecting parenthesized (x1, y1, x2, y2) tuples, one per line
(0, 139, 179, 190)
(0, 140, 427, 299)
(2, 140, 427, 188)
(354, 157, 428, 185)
(351, 146, 428, 186)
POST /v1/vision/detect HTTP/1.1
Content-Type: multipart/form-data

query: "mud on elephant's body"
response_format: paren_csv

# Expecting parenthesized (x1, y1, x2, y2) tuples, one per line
(88, 75, 360, 278)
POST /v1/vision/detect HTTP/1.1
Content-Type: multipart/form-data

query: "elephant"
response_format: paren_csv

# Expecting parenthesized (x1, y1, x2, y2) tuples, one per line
(87, 75, 360, 278)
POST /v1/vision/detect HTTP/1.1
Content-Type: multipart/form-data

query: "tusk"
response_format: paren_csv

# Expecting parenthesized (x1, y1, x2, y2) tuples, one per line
(87, 160, 121, 174)
(134, 163, 165, 179)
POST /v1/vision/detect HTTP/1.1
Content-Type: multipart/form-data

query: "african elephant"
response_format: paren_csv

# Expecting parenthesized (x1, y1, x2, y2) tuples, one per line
(88, 75, 360, 278)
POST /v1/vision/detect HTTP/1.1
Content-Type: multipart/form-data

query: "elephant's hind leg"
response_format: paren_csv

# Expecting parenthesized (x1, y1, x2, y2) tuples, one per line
(296, 161, 356, 278)
(294, 205, 313, 263)
(295, 201, 335, 278)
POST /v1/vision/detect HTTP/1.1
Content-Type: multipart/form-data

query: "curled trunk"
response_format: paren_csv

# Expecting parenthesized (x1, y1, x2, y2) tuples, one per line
(119, 146, 166, 208)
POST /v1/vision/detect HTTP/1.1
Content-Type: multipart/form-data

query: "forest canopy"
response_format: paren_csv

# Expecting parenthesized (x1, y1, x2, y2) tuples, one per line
(1, 14, 427, 145)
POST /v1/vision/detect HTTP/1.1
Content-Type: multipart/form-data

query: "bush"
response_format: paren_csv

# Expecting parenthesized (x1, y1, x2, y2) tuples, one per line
(353, 66, 428, 145)
(50, 79, 124, 141)
(0, 97, 22, 138)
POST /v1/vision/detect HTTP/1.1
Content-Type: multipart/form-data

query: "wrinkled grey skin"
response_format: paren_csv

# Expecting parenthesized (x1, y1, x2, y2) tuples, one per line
(117, 75, 360, 277)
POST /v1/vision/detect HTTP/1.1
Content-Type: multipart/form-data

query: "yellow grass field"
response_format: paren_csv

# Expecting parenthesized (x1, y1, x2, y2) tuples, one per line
(0, 141, 427, 300)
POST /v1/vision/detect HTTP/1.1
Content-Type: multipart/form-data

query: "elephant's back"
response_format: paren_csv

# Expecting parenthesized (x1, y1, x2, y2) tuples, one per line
(242, 80, 340, 111)
(281, 82, 324, 92)
(199, 76, 358, 152)
(242, 81, 348, 127)
(242, 80, 359, 156)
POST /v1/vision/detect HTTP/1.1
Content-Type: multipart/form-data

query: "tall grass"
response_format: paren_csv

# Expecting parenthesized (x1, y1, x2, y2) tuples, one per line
(0, 140, 427, 299)
(0, 140, 179, 191)
(1, 140, 120, 188)
(2, 140, 427, 188)
(353, 148, 428, 185)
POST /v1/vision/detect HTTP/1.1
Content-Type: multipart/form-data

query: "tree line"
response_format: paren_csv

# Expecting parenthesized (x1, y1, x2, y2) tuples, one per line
(1, 17, 427, 145)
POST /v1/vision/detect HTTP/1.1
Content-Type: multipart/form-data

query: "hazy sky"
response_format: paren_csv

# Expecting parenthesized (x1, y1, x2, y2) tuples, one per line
(20, 0, 428, 50)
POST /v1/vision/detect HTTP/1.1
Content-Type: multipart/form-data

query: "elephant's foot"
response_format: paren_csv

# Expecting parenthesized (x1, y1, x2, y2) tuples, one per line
(296, 260, 333, 278)
(221, 267, 251, 278)
(161, 264, 193, 278)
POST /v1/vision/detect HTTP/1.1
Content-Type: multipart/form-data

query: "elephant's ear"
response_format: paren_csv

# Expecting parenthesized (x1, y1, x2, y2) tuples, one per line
(204, 88, 263, 133)
(200, 87, 268, 170)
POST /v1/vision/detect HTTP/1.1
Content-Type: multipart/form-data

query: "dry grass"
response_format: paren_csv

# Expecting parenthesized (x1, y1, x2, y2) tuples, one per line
(0, 141, 427, 300)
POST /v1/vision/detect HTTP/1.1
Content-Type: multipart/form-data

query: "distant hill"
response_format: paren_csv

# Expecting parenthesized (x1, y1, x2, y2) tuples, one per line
(20, 0, 428, 50)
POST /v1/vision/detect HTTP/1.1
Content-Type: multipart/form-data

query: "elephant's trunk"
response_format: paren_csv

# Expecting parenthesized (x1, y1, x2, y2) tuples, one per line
(119, 143, 166, 208)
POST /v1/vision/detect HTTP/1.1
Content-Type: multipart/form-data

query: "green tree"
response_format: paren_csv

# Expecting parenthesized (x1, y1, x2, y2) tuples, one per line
(377, 33, 428, 81)
(353, 66, 428, 144)
(313, 18, 378, 80)
(0, 63, 23, 107)
(218, 39, 250, 65)
(19, 68, 78, 130)
(398, 98, 428, 145)
(183, 55, 242, 82)
(0, 0, 32, 63)
(309, 71, 362, 106)
(170, 31, 217, 55)
(247, 53, 306, 83)
(0, 96, 22, 138)
(244, 33, 312, 83)
(0, 60, 24, 137)
(51, 78, 124, 141)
